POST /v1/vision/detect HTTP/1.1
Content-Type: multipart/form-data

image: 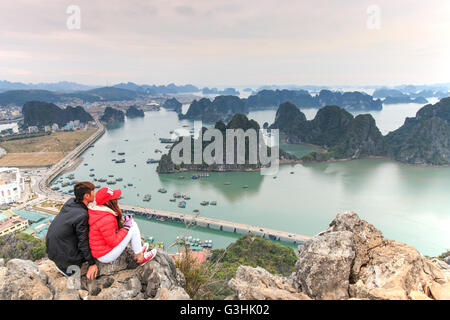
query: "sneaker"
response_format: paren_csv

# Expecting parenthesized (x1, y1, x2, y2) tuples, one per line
(138, 248, 157, 266)
(141, 242, 149, 254)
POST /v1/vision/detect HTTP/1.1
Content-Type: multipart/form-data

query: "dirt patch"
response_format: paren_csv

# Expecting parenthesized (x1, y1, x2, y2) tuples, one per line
(0, 152, 67, 167)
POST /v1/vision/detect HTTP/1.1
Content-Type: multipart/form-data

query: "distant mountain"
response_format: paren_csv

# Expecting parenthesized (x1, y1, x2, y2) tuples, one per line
(180, 96, 248, 122)
(22, 101, 93, 127)
(202, 87, 239, 95)
(0, 80, 98, 93)
(162, 98, 182, 113)
(383, 96, 428, 104)
(373, 88, 406, 99)
(245, 89, 382, 111)
(385, 97, 450, 165)
(272, 98, 450, 165)
(157, 113, 296, 173)
(271, 102, 385, 160)
(125, 106, 145, 118)
(0, 86, 140, 105)
(100, 107, 125, 124)
(113, 82, 199, 94)
(0, 90, 60, 105)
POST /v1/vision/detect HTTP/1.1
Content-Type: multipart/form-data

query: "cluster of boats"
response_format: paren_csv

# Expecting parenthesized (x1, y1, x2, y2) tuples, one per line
(191, 173, 209, 179)
(176, 236, 213, 250)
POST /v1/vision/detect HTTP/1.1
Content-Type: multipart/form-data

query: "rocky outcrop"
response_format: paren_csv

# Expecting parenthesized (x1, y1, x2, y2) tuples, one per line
(100, 107, 125, 124)
(0, 247, 189, 300)
(180, 96, 248, 123)
(227, 266, 310, 300)
(162, 98, 182, 114)
(125, 106, 145, 118)
(228, 211, 450, 300)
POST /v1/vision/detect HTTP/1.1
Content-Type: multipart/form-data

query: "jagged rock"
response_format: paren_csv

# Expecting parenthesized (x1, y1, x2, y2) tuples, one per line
(295, 211, 449, 300)
(0, 247, 189, 300)
(38, 260, 80, 300)
(152, 287, 191, 300)
(228, 266, 311, 300)
(445, 257, 450, 266)
(430, 282, 450, 300)
(95, 247, 138, 276)
(0, 259, 52, 300)
(294, 231, 355, 300)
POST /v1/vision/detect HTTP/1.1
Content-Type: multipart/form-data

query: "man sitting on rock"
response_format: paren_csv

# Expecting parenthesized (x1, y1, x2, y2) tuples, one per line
(46, 181, 98, 280)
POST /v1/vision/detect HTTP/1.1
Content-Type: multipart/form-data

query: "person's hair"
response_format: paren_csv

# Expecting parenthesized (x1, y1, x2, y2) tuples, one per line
(103, 199, 124, 228)
(74, 181, 95, 203)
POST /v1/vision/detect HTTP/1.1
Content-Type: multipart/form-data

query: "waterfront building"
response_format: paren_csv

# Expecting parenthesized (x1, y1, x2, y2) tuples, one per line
(28, 126, 39, 133)
(0, 168, 24, 205)
(0, 215, 29, 237)
(51, 123, 59, 132)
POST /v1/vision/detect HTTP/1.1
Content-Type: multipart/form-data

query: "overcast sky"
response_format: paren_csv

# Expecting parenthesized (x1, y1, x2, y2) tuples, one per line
(0, 0, 449, 87)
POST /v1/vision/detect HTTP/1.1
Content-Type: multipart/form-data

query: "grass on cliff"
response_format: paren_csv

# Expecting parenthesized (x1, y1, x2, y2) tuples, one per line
(0, 232, 47, 262)
(176, 233, 298, 300)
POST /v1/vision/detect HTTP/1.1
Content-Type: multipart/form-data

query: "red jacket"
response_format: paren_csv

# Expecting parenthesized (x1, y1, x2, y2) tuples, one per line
(88, 204, 128, 258)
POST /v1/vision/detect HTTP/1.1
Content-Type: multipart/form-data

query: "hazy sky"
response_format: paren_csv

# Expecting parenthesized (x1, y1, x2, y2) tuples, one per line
(1, 0, 449, 87)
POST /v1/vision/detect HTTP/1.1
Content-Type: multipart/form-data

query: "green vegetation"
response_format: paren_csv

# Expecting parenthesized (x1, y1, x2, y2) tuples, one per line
(178, 233, 297, 300)
(0, 232, 47, 262)
(22, 101, 93, 127)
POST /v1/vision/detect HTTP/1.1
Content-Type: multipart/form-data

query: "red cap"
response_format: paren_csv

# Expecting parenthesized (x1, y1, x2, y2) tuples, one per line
(95, 187, 122, 205)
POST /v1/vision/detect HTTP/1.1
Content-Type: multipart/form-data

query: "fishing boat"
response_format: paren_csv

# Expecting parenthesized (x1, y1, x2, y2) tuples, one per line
(89, 168, 95, 171)
(182, 195, 190, 200)
(290, 171, 294, 174)
(178, 201, 186, 208)
(146, 158, 159, 164)
(89, 174, 95, 177)
(242, 185, 249, 189)
(67, 174, 75, 180)
(224, 182, 231, 185)
(178, 175, 184, 179)
(118, 152, 125, 155)
(169, 198, 176, 202)
(158, 188, 167, 193)
(95, 185, 101, 188)
(108, 174, 114, 177)
(115, 159, 125, 163)
(165, 145, 171, 149)
(193, 209, 199, 213)
(51, 186, 60, 191)
(127, 183, 133, 186)
(143, 194, 152, 201)
(107, 180, 116, 185)
(111, 150, 116, 153)
(200, 201, 209, 206)
(154, 149, 162, 153)
(173, 193, 182, 198)
(84, 163, 88, 166)
(112, 159, 116, 162)
(116, 177, 123, 182)
(62, 182, 70, 187)
(210, 201, 217, 205)
(98, 178, 107, 182)
(191, 175, 198, 180)
(159, 138, 175, 143)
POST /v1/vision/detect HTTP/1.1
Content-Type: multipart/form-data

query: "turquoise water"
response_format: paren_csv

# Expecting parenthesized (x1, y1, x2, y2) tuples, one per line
(50, 103, 450, 256)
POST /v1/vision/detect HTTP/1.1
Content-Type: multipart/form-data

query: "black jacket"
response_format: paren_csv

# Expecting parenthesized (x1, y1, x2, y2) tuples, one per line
(46, 198, 95, 269)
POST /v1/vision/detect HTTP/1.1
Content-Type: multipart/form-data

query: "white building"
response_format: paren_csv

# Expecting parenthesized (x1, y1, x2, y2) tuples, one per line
(28, 126, 39, 133)
(0, 168, 24, 205)
(51, 123, 59, 132)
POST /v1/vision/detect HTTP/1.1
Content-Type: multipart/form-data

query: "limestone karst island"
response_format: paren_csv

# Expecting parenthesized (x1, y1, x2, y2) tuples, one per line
(0, 0, 449, 311)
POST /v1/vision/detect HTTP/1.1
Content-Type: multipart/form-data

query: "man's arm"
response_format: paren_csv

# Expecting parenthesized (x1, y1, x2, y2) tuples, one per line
(74, 215, 96, 266)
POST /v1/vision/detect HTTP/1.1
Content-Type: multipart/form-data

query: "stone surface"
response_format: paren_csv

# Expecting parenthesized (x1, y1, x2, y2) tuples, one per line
(0, 259, 53, 300)
(0, 247, 189, 300)
(294, 231, 355, 300)
(228, 266, 311, 300)
(430, 282, 450, 300)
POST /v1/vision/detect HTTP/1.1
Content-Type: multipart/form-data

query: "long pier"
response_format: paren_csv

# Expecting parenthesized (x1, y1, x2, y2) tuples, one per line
(121, 205, 311, 245)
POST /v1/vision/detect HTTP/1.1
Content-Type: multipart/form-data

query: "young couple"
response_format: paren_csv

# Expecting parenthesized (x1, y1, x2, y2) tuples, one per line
(46, 182, 157, 280)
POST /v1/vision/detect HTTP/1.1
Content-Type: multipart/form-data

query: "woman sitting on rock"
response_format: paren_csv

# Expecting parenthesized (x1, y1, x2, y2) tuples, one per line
(88, 187, 157, 265)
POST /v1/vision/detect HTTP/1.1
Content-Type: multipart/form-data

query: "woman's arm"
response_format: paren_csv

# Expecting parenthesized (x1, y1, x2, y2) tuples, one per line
(97, 215, 129, 248)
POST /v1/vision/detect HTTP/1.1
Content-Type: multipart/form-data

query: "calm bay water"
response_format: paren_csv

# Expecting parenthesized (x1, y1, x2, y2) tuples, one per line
(51, 101, 450, 256)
